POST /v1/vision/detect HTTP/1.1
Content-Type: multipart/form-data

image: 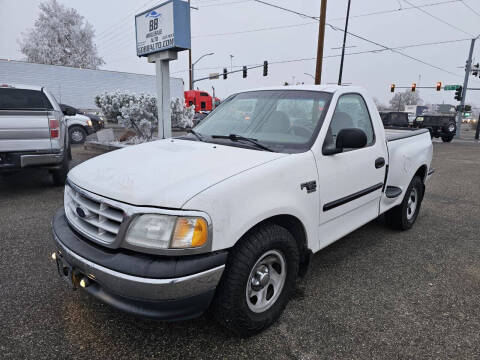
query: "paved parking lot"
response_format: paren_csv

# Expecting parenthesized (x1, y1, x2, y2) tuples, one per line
(1, 141, 479, 359)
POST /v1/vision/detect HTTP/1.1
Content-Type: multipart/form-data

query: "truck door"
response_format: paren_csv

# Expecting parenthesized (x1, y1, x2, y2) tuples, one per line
(316, 93, 387, 248)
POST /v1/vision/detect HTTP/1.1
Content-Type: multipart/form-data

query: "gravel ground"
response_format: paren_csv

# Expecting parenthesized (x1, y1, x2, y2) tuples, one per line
(0, 141, 479, 359)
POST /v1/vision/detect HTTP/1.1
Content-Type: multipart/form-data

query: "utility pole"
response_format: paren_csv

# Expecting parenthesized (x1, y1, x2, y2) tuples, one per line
(315, 0, 327, 85)
(338, 0, 351, 85)
(457, 38, 476, 139)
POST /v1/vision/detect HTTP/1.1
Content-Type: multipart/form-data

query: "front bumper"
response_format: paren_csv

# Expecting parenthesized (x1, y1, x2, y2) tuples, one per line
(51, 209, 227, 320)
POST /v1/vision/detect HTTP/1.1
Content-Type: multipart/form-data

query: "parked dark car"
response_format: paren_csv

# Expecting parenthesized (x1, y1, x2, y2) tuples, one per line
(379, 111, 410, 127)
(413, 114, 456, 142)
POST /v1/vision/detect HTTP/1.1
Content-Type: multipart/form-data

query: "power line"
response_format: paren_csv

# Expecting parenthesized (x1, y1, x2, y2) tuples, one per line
(96, 0, 156, 40)
(169, 39, 471, 76)
(97, 0, 461, 52)
(460, 0, 480, 17)
(253, 0, 466, 78)
(401, 0, 474, 37)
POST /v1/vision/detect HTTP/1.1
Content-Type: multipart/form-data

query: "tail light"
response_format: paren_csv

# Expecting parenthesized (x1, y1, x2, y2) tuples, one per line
(49, 119, 60, 139)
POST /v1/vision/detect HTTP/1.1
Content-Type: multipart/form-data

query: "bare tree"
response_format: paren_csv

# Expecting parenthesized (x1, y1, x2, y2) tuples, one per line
(373, 97, 389, 111)
(19, 0, 104, 69)
(389, 90, 423, 111)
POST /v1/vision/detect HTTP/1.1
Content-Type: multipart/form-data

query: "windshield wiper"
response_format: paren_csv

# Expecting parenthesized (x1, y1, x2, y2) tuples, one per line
(211, 134, 274, 152)
(187, 129, 204, 142)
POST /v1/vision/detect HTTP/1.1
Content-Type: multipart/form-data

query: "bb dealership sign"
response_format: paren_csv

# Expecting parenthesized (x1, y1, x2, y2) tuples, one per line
(135, 0, 191, 57)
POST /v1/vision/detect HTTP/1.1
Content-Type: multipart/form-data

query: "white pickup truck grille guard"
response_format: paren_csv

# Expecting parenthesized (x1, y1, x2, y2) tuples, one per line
(63, 180, 213, 255)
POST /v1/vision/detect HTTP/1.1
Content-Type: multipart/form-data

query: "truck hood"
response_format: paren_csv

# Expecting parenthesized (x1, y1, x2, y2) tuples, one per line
(68, 139, 287, 209)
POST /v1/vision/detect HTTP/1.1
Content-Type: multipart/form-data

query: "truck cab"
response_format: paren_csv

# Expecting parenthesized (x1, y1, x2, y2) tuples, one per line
(184, 90, 220, 112)
(52, 85, 433, 335)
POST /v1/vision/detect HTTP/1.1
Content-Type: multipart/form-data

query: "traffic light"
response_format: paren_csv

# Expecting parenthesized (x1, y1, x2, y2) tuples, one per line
(243, 66, 247, 78)
(263, 61, 268, 76)
(454, 86, 463, 101)
(436, 82, 442, 91)
(411, 83, 416, 92)
(465, 104, 472, 112)
(390, 84, 395, 93)
(223, 68, 227, 80)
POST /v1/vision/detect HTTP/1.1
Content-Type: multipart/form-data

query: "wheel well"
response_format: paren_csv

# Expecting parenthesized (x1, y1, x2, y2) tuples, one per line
(414, 164, 428, 182)
(246, 214, 311, 277)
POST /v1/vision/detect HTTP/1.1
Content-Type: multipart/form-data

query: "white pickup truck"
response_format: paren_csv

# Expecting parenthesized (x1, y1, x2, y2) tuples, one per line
(51, 85, 433, 335)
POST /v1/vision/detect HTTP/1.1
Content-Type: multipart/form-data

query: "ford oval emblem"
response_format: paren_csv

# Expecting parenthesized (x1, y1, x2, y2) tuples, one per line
(76, 206, 87, 218)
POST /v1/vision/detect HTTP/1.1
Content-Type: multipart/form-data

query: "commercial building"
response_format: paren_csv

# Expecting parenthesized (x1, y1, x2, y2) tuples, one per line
(0, 59, 184, 110)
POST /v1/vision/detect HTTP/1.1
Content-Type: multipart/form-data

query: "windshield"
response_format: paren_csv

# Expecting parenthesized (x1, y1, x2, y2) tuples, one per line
(192, 90, 332, 153)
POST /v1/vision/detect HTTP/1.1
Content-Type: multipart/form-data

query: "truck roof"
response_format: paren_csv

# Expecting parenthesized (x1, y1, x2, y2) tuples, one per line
(0, 83, 44, 91)
(239, 84, 365, 94)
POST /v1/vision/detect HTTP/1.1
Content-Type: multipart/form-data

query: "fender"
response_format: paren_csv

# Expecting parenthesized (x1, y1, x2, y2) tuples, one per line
(183, 151, 320, 253)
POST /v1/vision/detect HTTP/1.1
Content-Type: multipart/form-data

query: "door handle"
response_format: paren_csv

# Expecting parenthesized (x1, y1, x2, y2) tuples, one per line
(375, 157, 385, 169)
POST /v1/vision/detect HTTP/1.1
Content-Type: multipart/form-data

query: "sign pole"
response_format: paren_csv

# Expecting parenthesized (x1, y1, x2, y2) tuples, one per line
(149, 51, 177, 139)
(136, 0, 191, 139)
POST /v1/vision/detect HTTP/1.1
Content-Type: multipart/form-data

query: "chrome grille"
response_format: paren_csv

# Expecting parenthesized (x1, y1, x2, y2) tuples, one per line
(64, 184, 125, 246)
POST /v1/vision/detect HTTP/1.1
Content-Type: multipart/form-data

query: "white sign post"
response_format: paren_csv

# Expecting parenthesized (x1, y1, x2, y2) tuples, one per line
(135, 0, 191, 138)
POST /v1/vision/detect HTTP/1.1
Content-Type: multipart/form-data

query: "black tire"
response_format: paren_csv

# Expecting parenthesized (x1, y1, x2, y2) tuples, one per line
(441, 135, 453, 142)
(68, 125, 87, 144)
(51, 149, 70, 186)
(385, 176, 424, 230)
(212, 223, 299, 336)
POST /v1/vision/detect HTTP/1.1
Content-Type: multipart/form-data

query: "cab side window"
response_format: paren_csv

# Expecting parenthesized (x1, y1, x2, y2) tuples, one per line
(324, 93, 375, 149)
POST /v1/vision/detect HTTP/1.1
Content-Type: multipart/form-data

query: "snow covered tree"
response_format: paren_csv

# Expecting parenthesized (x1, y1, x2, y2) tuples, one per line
(95, 91, 195, 142)
(171, 98, 194, 129)
(19, 0, 104, 69)
(95, 91, 135, 123)
(118, 94, 158, 140)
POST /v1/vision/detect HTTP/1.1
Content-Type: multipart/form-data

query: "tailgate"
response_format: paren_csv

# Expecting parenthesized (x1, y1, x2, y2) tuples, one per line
(0, 110, 52, 152)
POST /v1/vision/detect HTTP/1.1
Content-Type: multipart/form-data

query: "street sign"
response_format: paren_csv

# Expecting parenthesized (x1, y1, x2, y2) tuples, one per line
(135, 0, 191, 57)
(444, 84, 461, 91)
(209, 73, 220, 79)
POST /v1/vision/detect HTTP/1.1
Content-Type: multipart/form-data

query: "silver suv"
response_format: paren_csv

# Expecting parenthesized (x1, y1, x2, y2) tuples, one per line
(0, 84, 70, 185)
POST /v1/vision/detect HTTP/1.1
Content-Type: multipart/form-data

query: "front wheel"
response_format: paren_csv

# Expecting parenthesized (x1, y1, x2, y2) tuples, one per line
(385, 176, 424, 230)
(68, 125, 87, 144)
(212, 224, 299, 336)
(442, 135, 454, 142)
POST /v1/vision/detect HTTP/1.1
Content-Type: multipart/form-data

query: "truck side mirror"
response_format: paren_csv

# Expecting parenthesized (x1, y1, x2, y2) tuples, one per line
(323, 128, 367, 155)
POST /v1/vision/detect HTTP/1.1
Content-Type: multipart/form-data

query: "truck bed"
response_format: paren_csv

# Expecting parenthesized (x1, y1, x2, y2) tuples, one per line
(385, 127, 430, 142)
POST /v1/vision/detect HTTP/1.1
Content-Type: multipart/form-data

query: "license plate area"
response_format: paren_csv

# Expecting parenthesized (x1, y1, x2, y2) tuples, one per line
(55, 255, 82, 289)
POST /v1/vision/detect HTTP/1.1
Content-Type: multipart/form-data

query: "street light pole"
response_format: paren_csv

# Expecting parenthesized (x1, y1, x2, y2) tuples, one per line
(191, 52, 214, 87)
(456, 38, 476, 139)
(338, 0, 352, 85)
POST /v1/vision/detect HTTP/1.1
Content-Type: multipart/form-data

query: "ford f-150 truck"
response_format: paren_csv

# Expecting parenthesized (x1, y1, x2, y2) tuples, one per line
(0, 84, 70, 185)
(51, 85, 433, 335)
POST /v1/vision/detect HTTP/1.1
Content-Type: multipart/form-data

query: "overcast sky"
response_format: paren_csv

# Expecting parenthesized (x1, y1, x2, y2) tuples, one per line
(1, 0, 480, 105)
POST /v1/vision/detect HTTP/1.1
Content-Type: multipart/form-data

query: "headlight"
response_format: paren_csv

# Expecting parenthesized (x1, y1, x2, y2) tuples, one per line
(416, 117, 424, 122)
(448, 123, 455, 132)
(87, 119, 93, 127)
(125, 214, 208, 250)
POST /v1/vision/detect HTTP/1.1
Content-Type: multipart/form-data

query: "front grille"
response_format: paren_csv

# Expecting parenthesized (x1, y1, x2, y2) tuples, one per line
(64, 184, 125, 246)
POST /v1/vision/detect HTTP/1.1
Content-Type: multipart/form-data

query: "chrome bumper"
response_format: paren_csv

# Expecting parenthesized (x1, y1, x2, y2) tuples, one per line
(21, 151, 63, 167)
(53, 233, 225, 301)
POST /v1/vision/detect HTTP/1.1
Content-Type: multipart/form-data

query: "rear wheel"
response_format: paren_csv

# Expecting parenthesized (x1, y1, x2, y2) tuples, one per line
(69, 125, 87, 144)
(385, 176, 424, 230)
(212, 224, 299, 336)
